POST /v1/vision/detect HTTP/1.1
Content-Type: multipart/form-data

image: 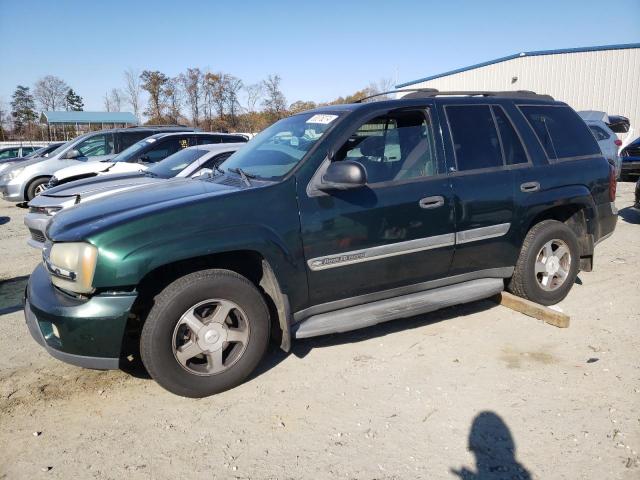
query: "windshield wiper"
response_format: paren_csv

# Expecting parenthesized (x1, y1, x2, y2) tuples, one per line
(228, 167, 255, 186)
(143, 170, 158, 177)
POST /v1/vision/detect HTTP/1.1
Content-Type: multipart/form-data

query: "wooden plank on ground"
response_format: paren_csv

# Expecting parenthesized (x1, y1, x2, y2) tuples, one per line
(494, 291, 570, 328)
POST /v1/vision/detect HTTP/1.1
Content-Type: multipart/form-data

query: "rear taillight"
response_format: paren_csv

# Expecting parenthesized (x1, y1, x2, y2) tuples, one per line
(608, 163, 617, 202)
(614, 139, 622, 147)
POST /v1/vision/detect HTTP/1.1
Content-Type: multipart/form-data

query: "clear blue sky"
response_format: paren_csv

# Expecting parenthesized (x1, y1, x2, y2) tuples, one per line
(1, 0, 638, 112)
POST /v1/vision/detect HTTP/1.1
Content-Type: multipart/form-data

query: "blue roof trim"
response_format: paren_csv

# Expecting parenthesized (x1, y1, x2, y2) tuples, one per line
(396, 43, 640, 88)
(42, 111, 139, 124)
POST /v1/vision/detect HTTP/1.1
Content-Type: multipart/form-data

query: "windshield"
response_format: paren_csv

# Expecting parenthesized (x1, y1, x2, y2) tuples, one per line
(47, 141, 71, 158)
(220, 112, 340, 179)
(147, 148, 208, 178)
(112, 137, 156, 163)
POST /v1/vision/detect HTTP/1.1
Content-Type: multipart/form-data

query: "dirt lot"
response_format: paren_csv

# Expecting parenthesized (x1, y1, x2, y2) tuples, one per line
(0, 183, 638, 480)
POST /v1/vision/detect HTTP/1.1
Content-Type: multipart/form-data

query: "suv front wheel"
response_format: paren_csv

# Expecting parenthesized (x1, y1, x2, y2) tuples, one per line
(508, 220, 580, 306)
(140, 269, 270, 397)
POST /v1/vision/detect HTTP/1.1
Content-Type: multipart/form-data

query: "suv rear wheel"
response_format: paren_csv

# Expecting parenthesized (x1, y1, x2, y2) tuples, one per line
(508, 220, 580, 306)
(140, 269, 270, 397)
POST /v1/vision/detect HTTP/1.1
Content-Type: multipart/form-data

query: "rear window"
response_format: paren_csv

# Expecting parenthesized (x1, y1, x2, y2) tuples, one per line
(519, 105, 600, 160)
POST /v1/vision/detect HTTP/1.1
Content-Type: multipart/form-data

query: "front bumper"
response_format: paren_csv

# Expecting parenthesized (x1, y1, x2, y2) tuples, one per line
(0, 181, 24, 202)
(23, 212, 50, 249)
(25, 264, 137, 370)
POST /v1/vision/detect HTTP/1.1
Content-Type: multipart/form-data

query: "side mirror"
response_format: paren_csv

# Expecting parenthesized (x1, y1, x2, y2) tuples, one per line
(138, 155, 150, 164)
(318, 161, 367, 191)
(192, 168, 213, 178)
(64, 149, 82, 160)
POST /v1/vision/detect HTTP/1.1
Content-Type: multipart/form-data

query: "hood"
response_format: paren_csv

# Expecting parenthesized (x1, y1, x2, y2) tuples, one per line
(53, 161, 115, 181)
(29, 172, 156, 208)
(47, 175, 246, 241)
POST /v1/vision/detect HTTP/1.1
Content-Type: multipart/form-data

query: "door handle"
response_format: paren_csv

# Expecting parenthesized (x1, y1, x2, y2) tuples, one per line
(419, 196, 445, 209)
(520, 181, 540, 193)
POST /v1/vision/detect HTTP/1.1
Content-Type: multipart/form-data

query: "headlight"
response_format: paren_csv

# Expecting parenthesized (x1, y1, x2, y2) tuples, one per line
(29, 205, 63, 216)
(44, 242, 98, 294)
(0, 167, 24, 182)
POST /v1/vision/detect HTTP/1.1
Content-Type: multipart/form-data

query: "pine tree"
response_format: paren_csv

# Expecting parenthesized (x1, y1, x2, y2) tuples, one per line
(65, 88, 84, 111)
(11, 85, 37, 135)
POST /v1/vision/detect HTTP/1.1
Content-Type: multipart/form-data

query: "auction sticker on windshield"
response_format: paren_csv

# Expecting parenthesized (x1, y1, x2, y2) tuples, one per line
(306, 114, 338, 124)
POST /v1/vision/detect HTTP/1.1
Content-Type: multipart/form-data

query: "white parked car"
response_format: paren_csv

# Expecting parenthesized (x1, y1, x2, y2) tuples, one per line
(24, 143, 243, 248)
(47, 131, 247, 188)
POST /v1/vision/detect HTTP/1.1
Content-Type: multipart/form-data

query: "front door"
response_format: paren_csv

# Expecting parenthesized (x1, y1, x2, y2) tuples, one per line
(298, 106, 456, 307)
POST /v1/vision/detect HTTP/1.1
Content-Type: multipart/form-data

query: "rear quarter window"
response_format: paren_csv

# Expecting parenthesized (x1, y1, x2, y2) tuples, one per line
(519, 105, 600, 160)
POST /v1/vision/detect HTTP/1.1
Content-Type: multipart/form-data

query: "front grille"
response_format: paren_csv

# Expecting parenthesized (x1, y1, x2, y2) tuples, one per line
(29, 228, 46, 244)
(623, 145, 640, 157)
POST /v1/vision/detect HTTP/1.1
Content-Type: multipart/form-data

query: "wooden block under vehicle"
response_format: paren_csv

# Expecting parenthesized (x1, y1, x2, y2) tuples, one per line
(494, 291, 570, 328)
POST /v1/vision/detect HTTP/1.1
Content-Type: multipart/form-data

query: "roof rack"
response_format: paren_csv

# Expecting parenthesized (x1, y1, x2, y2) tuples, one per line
(356, 88, 554, 103)
(127, 124, 190, 128)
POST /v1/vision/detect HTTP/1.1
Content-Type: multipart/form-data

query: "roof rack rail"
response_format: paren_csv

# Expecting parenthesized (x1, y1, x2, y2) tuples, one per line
(127, 124, 190, 128)
(356, 88, 554, 103)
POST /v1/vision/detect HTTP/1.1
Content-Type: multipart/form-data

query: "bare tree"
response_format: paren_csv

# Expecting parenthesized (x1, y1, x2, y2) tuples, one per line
(140, 70, 169, 122)
(179, 68, 203, 126)
(103, 89, 123, 112)
(164, 77, 183, 124)
(244, 83, 263, 113)
(225, 75, 243, 128)
(365, 77, 395, 101)
(123, 68, 142, 120)
(262, 74, 287, 120)
(34, 75, 69, 111)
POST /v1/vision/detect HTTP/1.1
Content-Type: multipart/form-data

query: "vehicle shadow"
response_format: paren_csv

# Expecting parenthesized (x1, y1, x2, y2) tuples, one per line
(250, 298, 497, 380)
(618, 206, 639, 225)
(450, 411, 532, 480)
(122, 298, 497, 384)
(0, 216, 10, 226)
(0, 275, 29, 315)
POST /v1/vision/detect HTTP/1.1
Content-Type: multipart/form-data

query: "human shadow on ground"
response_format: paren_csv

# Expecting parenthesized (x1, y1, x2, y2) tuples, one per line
(618, 206, 639, 225)
(451, 411, 532, 480)
(0, 275, 29, 315)
(0, 216, 10, 226)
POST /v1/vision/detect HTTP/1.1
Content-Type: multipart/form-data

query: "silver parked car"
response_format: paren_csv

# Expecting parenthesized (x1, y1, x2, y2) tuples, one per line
(579, 111, 622, 177)
(24, 143, 242, 248)
(0, 126, 196, 202)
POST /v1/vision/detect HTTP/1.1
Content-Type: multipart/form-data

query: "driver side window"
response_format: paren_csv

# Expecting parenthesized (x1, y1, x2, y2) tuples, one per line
(334, 109, 438, 184)
(76, 134, 115, 157)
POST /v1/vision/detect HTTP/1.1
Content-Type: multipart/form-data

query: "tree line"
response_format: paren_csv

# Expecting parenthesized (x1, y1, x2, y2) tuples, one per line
(1, 69, 393, 140)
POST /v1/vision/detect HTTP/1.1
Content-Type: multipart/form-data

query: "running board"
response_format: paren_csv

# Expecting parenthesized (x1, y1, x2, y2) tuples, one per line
(293, 278, 504, 339)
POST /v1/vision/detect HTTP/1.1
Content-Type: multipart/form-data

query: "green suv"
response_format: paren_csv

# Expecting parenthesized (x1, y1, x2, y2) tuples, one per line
(25, 90, 618, 397)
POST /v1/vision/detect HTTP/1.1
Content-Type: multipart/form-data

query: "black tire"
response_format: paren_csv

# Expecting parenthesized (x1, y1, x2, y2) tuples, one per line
(140, 269, 270, 397)
(26, 177, 50, 201)
(507, 220, 580, 306)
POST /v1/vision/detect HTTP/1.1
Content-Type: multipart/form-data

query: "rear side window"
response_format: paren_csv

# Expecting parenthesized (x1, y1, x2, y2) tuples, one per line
(589, 125, 610, 141)
(446, 105, 502, 171)
(119, 132, 152, 151)
(519, 105, 600, 160)
(194, 135, 221, 145)
(493, 106, 528, 165)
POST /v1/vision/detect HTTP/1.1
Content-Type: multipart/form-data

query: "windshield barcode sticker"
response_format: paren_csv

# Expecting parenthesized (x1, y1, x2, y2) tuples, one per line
(306, 114, 338, 124)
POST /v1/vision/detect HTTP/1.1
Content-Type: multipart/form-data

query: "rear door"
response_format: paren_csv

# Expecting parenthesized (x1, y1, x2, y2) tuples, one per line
(298, 105, 456, 306)
(441, 103, 529, 276)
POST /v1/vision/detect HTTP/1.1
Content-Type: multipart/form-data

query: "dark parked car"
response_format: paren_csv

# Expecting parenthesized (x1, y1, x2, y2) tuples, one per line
(0, 143, 64, 173)
(0, 145, 42, 160)
(25, 90, 617, 397)
(620, 137, 640, 180)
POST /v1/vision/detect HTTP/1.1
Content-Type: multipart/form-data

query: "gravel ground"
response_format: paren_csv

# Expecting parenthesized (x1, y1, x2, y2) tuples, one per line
(0, 182, 638, 480)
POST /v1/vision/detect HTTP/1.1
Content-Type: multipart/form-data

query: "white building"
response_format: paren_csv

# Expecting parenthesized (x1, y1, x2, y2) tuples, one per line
(396, 43, 640, 141)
